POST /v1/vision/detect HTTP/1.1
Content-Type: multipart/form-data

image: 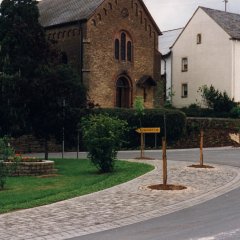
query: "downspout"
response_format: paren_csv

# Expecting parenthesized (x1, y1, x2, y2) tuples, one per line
(162, 57, 167, 102)
(231, 40, 235, 100)
(79, 22, 84, 83)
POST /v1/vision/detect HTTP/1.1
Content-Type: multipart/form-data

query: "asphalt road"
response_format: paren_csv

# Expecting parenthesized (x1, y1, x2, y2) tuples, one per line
(68, 147, 240, 240)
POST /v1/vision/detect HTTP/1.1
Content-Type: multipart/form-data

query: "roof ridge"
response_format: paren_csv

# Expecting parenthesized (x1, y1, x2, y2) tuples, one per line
(200, 6, 240, 16)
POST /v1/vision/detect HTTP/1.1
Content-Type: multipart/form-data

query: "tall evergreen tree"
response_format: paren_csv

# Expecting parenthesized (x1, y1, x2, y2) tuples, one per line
(0, 0, 48, 77)
(0, 0, 87, 157)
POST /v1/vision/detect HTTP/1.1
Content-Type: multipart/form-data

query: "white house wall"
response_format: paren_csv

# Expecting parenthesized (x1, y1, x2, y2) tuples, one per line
(161, 56, 172, 100)
(233, 40, 240, 102)
(172, 8, 232, 108)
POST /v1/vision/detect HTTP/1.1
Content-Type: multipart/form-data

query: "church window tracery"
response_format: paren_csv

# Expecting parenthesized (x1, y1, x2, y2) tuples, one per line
(114, 31, 133, 62)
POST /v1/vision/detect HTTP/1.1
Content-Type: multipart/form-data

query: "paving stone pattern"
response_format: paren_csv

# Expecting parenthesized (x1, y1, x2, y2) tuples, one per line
(1, 160, 240, 240)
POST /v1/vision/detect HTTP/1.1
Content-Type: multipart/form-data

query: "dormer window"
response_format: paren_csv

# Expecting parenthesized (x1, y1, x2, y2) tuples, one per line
(197, 33, 202, 44)
(114, 31, 133, 62)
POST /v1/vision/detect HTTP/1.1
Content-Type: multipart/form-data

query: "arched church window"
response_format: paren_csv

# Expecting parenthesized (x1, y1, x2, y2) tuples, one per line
(115, 39, 120, 60)
(114, 31, 133, 62)
(127, 41, 132, 61)
(121, 32, 126, 61)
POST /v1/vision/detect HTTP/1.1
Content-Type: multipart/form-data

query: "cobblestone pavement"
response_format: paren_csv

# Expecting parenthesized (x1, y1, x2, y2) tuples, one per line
(1, 160, 240, 240)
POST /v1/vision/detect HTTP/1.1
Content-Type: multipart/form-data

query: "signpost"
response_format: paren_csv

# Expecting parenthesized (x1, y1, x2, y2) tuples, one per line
(135, 128, 160, 158)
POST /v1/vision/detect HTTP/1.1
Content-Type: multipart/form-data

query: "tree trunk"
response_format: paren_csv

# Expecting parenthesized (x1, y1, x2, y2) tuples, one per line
(44, 138, 49, 160)
(200, 129, 204, 166)
(162, 138, 167, 186)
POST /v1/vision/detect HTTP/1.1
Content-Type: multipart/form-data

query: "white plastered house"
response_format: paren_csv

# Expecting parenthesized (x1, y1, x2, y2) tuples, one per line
(159, 28, 182, 102)
(171, 7, 240, 108)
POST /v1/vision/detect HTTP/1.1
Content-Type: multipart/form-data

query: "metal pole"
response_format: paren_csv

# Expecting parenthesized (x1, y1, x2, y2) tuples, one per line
(77, 130, 80, 159)
(224, 0, 228, 12)
(62, 99, 65, 159)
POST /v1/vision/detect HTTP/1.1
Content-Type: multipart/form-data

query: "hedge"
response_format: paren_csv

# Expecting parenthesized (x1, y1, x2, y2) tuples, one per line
(89, 108, 186, 149)
(180, 107, 239, 119)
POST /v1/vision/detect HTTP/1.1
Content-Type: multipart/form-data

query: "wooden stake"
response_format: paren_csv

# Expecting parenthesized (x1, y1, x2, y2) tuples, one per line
(162, 138, 167, 186)
(140, 133, 144, 158)
(200, 129, 204, 166)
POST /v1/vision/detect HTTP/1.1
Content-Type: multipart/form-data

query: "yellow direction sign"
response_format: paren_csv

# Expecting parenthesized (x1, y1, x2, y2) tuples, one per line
(136, 128, 160, 133)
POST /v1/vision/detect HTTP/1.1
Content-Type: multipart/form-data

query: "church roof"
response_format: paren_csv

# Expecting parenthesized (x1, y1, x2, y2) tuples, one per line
(201, 7, 240, 40)
(38, 0, 161, 34)
(38, 0, 104, 27)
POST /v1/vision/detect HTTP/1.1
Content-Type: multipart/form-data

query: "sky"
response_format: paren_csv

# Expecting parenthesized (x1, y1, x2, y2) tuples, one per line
(143, 0, 240, 31)
(1, 0, 240, 31)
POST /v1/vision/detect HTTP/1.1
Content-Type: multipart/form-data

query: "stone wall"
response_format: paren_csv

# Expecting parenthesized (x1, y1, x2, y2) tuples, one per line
(172, 117, 240, 148)
(4, 160, 56, 176)
(11, 135, 61, 153)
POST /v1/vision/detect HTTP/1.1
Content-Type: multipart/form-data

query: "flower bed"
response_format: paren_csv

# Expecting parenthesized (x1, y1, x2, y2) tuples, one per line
(3, 160, 56, 176)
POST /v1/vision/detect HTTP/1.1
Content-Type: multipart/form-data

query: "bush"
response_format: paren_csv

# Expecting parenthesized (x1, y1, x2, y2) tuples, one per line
(81, 114, 128, 173)
(89, 108, 186, 148)
(230, 106, 240, 118)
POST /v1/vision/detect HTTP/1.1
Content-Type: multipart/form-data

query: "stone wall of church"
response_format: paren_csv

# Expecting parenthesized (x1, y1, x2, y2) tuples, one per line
(84, 0, 161, 108)
(45, 23, 83, 75)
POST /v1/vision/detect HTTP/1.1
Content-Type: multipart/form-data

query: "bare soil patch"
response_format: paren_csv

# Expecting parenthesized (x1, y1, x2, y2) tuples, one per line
(188, 164, 214, 169)
(135, 157, 155, 160)
(148, 184, 187, 191)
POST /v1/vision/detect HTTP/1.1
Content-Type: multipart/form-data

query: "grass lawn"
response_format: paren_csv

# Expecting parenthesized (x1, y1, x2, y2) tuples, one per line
(0, 158, 154, 214)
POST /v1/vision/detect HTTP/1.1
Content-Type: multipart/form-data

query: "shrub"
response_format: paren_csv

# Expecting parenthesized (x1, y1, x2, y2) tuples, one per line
(199, 85, 237, 112)
(0, 136, 15, 161)
(230, 106, 240, 118)
(81, 114, 128, 173)
(0, 137, 16, 190)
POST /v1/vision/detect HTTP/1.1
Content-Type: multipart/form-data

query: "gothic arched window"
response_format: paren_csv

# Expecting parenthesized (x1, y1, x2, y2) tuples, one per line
(114, 31, 133, 62)
(121, 32, 126, 61)
(127, 41, 132, 61)
(115, 39, 120, 60)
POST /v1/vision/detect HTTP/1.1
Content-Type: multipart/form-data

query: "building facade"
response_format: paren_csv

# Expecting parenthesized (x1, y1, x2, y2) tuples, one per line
(38, 0, 162, 108)
(171, 7, 240, 108)
(159, 28, 183, 103)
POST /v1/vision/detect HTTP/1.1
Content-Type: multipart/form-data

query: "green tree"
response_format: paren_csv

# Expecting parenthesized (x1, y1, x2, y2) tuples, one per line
(0, 0, 88, 155)
(81, 114, 128, 173)
(0, 0, 49, 136)
(0, 0, 48, 77)
(0, 74, 28, 136)
(29, 65, 87, 159)
(133, 96, 145, 127)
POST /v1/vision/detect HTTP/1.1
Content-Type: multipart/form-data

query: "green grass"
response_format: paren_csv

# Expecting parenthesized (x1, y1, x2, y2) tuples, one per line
(0, 158, 154, 214)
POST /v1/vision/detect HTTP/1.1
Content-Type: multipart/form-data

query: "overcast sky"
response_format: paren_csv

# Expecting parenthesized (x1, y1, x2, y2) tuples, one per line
(1, 0, 240, 32)
(143, 0, 240, 31)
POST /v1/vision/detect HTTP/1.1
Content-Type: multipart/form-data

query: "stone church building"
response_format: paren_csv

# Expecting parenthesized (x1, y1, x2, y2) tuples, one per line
(38, 0, 162, 108)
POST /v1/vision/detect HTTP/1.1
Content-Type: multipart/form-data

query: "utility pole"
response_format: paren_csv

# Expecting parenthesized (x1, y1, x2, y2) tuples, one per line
(223, 0, 228, 12)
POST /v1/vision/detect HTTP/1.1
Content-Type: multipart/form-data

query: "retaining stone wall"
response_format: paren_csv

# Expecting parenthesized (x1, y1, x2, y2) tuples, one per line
(4, 160, 56, 176)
